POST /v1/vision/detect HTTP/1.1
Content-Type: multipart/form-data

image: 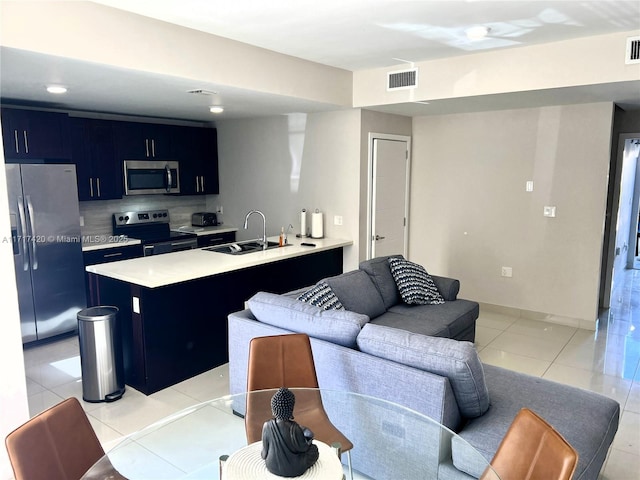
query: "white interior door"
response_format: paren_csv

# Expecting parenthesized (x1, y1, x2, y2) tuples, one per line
(369, 136, 410, 258)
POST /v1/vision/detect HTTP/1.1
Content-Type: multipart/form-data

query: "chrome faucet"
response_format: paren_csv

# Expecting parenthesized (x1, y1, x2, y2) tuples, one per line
(244, 210, 267, 249)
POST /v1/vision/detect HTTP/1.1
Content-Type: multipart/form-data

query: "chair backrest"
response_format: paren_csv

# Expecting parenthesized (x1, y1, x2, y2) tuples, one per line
(247, 333, 320, 391)
(480, 408, 579, 480)
(245, 334, 331, 444)
(5, 397, 106, 480)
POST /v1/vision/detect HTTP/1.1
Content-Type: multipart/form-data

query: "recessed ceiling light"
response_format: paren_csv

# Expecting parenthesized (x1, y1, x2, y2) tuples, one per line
(46, 85, 67, 94)
(465, 25, 491, 41)
(209, 106, 224, 114)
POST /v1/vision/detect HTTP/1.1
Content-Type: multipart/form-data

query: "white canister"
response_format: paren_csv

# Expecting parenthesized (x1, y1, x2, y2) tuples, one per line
(311, 210, 324, 238)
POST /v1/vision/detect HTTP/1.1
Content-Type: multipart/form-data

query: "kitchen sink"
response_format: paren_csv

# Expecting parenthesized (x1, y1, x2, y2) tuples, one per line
(204, 240, 288, 255)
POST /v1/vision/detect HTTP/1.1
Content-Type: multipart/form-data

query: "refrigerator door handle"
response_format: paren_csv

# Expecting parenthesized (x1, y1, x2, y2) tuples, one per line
(25, 195, 38, 270)
(16, 197, 29, 271)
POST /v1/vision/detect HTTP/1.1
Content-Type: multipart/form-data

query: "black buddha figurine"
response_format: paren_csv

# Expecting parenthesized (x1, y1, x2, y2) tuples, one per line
(261, 387, 319, 477)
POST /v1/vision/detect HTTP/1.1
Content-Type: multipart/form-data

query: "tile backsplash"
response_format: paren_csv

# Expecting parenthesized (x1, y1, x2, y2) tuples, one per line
(79, 195, 208, 237)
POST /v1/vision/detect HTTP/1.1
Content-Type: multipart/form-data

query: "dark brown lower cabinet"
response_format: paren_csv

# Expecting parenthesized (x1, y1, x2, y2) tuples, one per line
(86, 248, 343, 394)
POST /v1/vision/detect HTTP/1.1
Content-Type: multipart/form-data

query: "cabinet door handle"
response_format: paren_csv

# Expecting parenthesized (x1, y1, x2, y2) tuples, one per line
(151, 139, 155, 157)
(13, 130, 19, 153)
(103, 252, 123, 258)
(145, 138, 150, 157)
(89, 178, 94, 198)
(23, 131, 28, 154)
(96, 177, 101, 197)
(195, 177, 199, 193)
(201, 176, 205, 192)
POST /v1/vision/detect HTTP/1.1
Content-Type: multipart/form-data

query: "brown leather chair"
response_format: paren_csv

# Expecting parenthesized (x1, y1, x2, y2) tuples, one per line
(480, 408, 579, 480)
(245, 333, 353, 477)
(5, 397, 126, 480)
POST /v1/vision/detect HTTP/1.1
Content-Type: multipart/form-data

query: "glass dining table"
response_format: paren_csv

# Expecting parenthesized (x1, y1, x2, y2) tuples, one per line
(82, 388, 500, 480)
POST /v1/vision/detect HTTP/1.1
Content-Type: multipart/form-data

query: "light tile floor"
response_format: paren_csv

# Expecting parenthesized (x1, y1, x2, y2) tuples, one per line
(23, 267, 640, 479)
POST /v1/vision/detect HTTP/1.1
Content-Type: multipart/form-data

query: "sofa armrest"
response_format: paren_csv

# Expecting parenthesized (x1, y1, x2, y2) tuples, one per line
(431, 275, 460, 301)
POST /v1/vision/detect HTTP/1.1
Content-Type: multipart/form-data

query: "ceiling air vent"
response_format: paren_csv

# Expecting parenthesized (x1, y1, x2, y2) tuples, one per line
(626, 36, 640, 64)
(387, 68, 418, 91)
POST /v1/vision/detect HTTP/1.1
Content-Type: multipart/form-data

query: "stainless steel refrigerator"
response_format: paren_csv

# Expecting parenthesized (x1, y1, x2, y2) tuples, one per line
(6, 164, 86, 343)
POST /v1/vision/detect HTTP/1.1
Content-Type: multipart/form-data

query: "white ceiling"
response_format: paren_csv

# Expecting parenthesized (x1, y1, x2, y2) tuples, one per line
(1, 0, 640, 122)
(92, 0, 640, 70)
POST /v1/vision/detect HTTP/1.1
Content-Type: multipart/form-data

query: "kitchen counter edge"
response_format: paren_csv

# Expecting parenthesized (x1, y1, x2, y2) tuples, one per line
(85, 237, 352, 288)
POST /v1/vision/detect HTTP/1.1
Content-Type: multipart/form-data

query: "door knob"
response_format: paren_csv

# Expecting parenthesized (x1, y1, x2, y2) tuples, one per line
(375, 234, 386, 241)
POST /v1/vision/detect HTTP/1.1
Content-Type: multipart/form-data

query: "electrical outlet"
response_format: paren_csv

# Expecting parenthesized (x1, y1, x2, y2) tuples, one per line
(543, 206, 556, 217)
(501, 267, 513, 278)
(216, 206, 223, 214)
(334, 215, 343, 226)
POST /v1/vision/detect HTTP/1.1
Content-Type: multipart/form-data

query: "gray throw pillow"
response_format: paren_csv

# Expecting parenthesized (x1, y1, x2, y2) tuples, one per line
(297, 282, 344, 310)
(388, 257, 444, 305)
(357, 323, 490, 418)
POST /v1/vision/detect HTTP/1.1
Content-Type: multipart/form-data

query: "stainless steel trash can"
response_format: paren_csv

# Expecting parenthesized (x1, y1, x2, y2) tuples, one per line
(77, 306, 125, 402)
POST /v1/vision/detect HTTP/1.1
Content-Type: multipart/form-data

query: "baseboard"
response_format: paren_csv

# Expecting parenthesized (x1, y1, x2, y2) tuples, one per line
(478, 302, 597, 331)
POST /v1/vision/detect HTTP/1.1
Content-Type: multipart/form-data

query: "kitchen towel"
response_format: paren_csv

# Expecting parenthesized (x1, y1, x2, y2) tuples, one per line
(311, 210, 324, 238)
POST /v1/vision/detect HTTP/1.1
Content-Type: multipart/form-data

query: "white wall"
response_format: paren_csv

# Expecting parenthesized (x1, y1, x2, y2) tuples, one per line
(411, 103, 614, 328)
(0, 131, 29, 480)
(212, 109, 361, 270)
(354, 30, 640, 108)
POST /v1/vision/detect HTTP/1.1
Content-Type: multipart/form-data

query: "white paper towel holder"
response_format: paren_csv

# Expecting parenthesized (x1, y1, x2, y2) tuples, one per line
(311, 209, 324, 239)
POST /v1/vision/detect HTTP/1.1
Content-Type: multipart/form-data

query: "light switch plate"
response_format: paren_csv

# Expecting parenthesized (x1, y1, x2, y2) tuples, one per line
(132, 296, 140, 314)
(543, 206, 556, 217)
(526, 181, 534, 192)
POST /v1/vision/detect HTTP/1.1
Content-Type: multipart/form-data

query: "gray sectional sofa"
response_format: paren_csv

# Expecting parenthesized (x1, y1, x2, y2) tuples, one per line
(228, 256, 619, 480)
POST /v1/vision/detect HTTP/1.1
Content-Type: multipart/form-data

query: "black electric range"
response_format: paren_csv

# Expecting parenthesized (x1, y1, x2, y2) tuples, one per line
(112, 209, 197, 256)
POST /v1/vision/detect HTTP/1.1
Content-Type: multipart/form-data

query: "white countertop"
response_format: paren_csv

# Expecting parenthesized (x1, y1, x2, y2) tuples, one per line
(85, 237, 352, 288)
(82, 236, 142, 252)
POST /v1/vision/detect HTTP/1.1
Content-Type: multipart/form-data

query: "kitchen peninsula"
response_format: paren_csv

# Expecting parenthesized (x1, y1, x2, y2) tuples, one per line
(85, 238, 352, 394)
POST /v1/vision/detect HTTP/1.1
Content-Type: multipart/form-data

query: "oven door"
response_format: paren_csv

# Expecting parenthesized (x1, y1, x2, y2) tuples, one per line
(124, 160, 180, 195)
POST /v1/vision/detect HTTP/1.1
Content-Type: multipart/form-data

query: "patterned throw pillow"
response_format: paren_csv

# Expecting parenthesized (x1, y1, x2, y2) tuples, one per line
(297, 282, 345, 310)
(388, 257, 445, 305)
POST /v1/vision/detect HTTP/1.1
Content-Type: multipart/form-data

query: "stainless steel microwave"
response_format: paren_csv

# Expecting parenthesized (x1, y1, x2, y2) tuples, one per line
(123, 160, 180, 195)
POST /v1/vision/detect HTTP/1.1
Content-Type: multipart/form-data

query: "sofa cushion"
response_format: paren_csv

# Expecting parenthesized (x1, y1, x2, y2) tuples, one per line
(359, 255, 403, 309)
(388, 257, 444, 305)
(247, 292, 369, 347)
(324, 270, 387, 319)
(385, 300, 479, 341)
(453, 364, 620, 480)
(356, 323, 489, 418)
(297, 282, 344, 310)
